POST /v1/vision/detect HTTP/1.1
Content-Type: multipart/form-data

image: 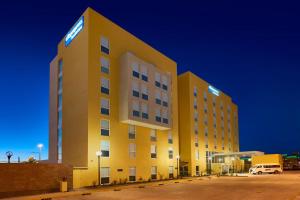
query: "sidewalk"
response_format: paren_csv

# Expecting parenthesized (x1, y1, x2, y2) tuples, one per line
(4, 176, 213, 200)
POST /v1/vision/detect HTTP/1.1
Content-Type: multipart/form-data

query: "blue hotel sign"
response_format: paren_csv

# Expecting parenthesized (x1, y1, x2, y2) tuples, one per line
(208, 85, 220, 96)
(65, 16, 84, 46)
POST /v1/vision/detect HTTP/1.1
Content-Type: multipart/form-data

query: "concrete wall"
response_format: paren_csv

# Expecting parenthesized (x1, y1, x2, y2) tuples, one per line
(0, 163, 73, 199)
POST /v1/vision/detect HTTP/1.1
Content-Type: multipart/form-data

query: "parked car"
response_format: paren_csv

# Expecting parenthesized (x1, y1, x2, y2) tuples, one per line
(249, 164, 282, 175)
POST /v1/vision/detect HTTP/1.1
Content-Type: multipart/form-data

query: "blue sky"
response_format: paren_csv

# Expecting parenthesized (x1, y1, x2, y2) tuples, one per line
(0, 0, 299, 161)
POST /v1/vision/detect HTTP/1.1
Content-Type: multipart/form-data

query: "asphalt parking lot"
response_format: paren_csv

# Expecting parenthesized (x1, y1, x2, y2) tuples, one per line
(8, 171, 300, 200)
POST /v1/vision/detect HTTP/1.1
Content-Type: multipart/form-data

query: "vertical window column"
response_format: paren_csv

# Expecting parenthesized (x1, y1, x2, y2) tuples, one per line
(57, 59, 63, 163)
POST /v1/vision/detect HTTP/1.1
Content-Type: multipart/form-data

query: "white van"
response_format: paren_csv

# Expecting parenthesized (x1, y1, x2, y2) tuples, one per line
(249, 163, 282, 175)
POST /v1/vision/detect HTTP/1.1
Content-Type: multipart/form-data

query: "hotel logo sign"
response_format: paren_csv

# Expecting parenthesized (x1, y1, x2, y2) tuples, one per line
(65, 16, 84, 46)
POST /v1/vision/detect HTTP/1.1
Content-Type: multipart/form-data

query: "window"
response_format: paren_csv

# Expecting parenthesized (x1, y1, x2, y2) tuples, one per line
(162, 109, 168, 124)
(194, 111, 198, 122)
(194, 123, 198, 134)
(169, 166, 174, 179)
(205, 127, 208, 136)
(101, 98, 109, 115)
(101, 36, 109, 54)
(132, 101, 140, 117)
(168, 131, 173, 144)
(196, 166, 200, 176)
(141, 85, 148, 100)
(203, 91, 207, 101)
(195, 135, 199, 147)
(132, 81, 139, 97)
(141, 66, 148, 82)
(129, 143, 136, 159)
(162, 75, 168, 90)
(162, 93, 168, 107)
(128, 125, 136, 139)
(150, 129, 157, 141)
(151, 166, 157, 180)
(205, 137, 208, 148)
(155, 90, 161, 105)
(151, 145, 157, 158)
(155, 72, 161, 87)
(195, 150, 200, 160)
(100, 141, 110, 157)
(129, 167, 136, 182)
(100, 57, 109, 74)
(194, 87, 197, 97)
(100, 167, 110, 184)
(204, 115, 208, 126)
(155, 108, 161, 122)
(168, 147, 173, 159)
(101, 120, 109, 136)
(101, 78, 109, 95)
(141, 103, 149, 119)
(58, 77, 63, 93)
(132, 63, 139, 78)
(194, 98, 197, 109)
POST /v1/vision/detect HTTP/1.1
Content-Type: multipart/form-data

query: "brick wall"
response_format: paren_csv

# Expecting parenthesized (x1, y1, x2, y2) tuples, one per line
(0, 163, 73, 199)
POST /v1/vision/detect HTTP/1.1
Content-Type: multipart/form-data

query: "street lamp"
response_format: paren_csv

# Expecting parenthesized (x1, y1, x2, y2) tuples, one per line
(37, 144, 43, 161)
(96, 151, 102, 186)
(176, 155, 180, 178)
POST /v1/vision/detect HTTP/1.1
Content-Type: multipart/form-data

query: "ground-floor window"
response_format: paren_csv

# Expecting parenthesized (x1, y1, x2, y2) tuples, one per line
(169, 166, 174, 179)
(101, 167, 110, 184)
(151, 166, 157, 180)
(129, 167, 136, 182)
(196, 166, 200, 176)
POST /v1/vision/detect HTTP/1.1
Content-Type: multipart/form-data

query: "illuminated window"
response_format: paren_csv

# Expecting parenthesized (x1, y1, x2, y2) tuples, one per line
(150, 130, 157, 141)
(101, 36, 109, 54)
(128, 125, 136, 139)
(162, 92, 168, 107)
(132, 63, 139, 78)
(100, 141, 110, 157)
(162, 75, 168, 90)
(101, 119, 109, 136)
(100, 167, 110, 184)
(151, 145, 157, 159)
(141, 65, 148, 82)
(129, 167, 136, 182)
(129, 143, 136, 159)
(195, 150, 200, 160)
(169, 166, 174, 178)
(141, 84, 148, 100)
(141, 103, 148, 119)
(155, 90, 161, 105)
(155, 108, 161, 122)
(162, 109, 168, 124)
(168, 147, 173, 159)
(101, 78, 109, 95)
(168, 131, 173, 144)
(155, 72, 161, 87)
(194, 87, 197, 97)
(100, 57, 109, 74)
(101, 98, 109, 115)
(132, 101, 140, 117)
(132, 81, 139, 97)
(151, 166, 157, 180)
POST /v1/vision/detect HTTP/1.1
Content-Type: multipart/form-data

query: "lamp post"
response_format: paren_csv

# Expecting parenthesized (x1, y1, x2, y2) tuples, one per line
(37, 144, 43, 161)
(96, 151, 102, 186)
(176, 155, 180, 178)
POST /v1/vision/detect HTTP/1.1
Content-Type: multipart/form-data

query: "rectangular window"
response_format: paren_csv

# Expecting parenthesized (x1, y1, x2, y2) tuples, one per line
(194, 111, 198, 122)
(151, 166, 157, 180)
(100, 141, 110, 157)
(194, 123, 198, 134)
(141, 103, 149, 119)
(132, 101, 140, 117)
(101, 36, 109, 54)
(155, 90, 161, 105)
(129, 167, 136, 182)
(101, 98, 109, 115)
(132, 81, 139, 97)
(194, 98, 197, 109)
(100, 57, 109, 74)
(168, 147, 173, 159)
(203, 91, 207, 101)
(141, 65, 148, 82)
(155, 108, 161, 122)
(155, 72, 161, 87)
(169, 166, 174, 179)
(141, 85, 148, 100)
(162, 109, 168, 124)
(195, 135, 199, 147)
(132, 63, 139, 78)
(194, 87, 197, 97)
(150, 129, 157, 141)
(162, 93, 168, 107)
(151, 144, 157, 158)
(128, 125, 136, 139)
(168, 131, 173, 144)
(101, 78, 109, 95)
(100, 167, 110, 184)
(162, 75, 168, 90)
(195, 150, 200, 160)
(129, 143, 136, 159)
(101, 120, 109, 136)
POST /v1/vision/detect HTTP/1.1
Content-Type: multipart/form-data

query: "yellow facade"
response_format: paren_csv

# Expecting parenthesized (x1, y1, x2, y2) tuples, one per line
(178, 72, 239, 176)
(49, 8, 179, 188)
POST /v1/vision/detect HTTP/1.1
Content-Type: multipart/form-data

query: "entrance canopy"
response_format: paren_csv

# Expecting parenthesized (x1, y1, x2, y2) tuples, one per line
(212, 151, 264, 158)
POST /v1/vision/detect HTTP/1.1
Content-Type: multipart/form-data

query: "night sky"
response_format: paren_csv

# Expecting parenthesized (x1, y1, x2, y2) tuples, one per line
(0, 0, 299, 161)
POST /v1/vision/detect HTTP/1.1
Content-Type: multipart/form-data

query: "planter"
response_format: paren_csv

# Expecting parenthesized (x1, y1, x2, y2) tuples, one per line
(60, 181, 68, 192)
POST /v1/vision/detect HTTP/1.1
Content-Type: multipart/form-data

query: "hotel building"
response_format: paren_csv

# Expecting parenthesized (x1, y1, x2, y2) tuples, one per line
(178, 72, 239, 176)
(49, 8, 179, 188)
(49, 8, 240, 188)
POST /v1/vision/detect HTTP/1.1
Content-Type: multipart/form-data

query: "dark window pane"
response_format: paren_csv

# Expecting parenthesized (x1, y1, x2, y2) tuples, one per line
(132, 90, 139, 97)
(101, 129, 109, 136)
(101, 46, 109, 54)
(156, 99, 161, 105)
(163, 101, 168, 107)
(129, 133, 135, 139)
(101, 177, 110, 184)
(132, 71, 139, 78)
(142, 113, 148, 119)
(169, 173, 174, 179)
(142, 75, 148, 82)
(101, 150, 109, 157)
(101, 67, 109, 74)
(162, 84, 168, 90)
(155, 81, 161, 87)
(133, 110, 140, 117)
(142, 94, 148, 100)
(151, 174, 157, 180)
(101, 108, 109, 115)
(156, 116, 161, 122)
(129, 176, 136, 182)
(151, 153, 157, 158)
(101, 87, 109, 95)
(163, 118, 168, 124)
